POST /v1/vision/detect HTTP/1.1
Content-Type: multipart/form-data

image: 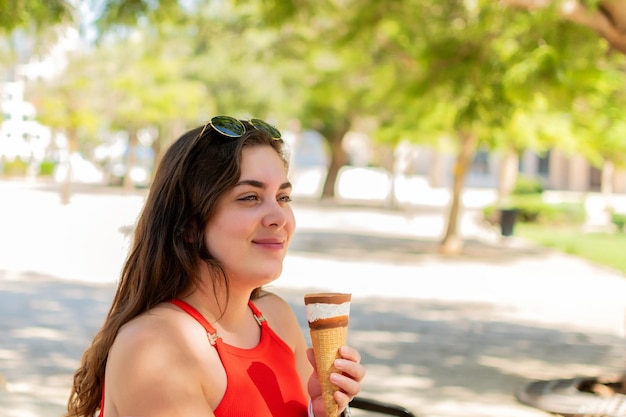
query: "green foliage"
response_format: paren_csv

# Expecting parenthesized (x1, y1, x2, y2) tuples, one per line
(38, 160, 56, 177)
(367, 1, 599, 155)
(512, 176, 544, 195)
(0, 0, 72, 33)
(10, 0, 626, 212)
(486, 175, 583, 226)
(0, 158, 57, 177)
(612, 212, 626, 233)
(95, 0, 182, 32)
(483, 195, 585, 226)
(1, 158, 28, 176)
(569, 60, 626, 168)
(517, 223, 626, 274)
(483, 176, 549, 224)
(539, 201, 586, 225)
(508, 195, 545, 222)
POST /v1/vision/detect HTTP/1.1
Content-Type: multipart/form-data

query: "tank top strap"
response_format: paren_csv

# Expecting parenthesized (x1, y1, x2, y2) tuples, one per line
(169, 298, 220, 345)
(247, 300, 267, 326)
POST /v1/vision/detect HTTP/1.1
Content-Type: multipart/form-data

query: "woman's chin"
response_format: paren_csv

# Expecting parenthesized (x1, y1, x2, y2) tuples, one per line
(238, 268, 283, 287)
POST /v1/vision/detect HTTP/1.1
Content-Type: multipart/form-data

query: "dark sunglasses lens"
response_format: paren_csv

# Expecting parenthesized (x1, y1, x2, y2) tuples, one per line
(250, 119, 282, 140)
(211, 116, 246, 137)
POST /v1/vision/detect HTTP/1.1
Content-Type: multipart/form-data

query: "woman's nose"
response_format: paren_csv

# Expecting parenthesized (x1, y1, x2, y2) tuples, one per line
(262, 200, 289, 228)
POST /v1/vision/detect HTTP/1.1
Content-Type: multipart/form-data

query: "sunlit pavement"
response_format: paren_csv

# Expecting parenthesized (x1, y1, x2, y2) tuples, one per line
(1, 179, 625, 417)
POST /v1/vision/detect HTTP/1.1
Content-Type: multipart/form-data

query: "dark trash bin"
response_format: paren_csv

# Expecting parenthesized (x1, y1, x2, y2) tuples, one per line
(499, 208, 518, 237)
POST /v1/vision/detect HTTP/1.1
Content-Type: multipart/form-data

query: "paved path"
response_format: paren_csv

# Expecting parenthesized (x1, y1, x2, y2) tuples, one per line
(0, 180, 625, 417)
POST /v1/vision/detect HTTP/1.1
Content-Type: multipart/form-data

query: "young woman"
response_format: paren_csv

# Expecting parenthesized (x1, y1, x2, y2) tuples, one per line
(67, 116, 365, 417)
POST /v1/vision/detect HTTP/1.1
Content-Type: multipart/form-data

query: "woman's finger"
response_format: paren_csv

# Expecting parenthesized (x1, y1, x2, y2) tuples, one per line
(331, 371, 362, 397)
(334, 357, 366, 382)
(338, 345, 362, 364)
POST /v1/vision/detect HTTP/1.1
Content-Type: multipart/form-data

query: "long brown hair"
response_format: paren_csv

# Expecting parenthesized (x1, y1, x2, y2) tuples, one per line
(67, 121, 287, 417)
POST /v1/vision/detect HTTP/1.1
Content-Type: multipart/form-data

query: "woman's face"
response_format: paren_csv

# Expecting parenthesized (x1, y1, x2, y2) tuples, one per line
(204, 145, 295, 288)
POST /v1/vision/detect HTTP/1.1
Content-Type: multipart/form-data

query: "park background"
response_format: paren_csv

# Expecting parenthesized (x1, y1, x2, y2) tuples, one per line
(1, 1, 626, 416)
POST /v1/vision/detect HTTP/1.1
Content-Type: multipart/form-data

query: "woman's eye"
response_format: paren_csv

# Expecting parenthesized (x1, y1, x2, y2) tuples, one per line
(239, 195, 258, 201)
(279, 195, 292, 203)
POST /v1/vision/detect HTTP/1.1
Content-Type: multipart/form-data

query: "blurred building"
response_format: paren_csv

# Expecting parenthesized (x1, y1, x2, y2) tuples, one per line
(0, 81, 52, 165)
(283, 127, 626, 205)
(282, 129, 329, 198)
(395, 144, 626, 194)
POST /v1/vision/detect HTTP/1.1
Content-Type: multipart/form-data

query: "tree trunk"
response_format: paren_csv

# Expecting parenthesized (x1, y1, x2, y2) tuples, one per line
(60, 127, 78, 205)
(321, 127, 349, 199)
(497, 147, 519, 203)
(123, 129, 138, 191)
(428, 150, 444, 188)
(602, 160, 615, 211)
(440, 133, 479, 254)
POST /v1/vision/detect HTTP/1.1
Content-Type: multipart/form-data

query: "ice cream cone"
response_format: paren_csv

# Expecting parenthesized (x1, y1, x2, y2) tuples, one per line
(305, 293, 351, 417)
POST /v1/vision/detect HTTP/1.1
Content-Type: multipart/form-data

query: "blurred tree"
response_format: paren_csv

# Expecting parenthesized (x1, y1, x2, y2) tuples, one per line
(354, 1, 625, 252)
(93, 0, 626, 252)
(31, 49, 103, 203)
(29, 21, 207, 194)
(93, 0, 376, 198)
(234, 1, 387, 198)
(178, 2, 292, 122)
(12, 0, 626, 250)
(99, 1, 297, 187)
(502, 0, 626, 212)
(569, 59, 626, 204)
(0, 0, 73, 33)
(97, 28, 207, 190)
(504, 0, 626, 55)
(0, 0, 74, 79)
(304, 1, 608, 252)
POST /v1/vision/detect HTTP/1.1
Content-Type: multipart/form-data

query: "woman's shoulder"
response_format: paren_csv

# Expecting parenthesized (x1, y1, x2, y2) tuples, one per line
(116, 304, 189, 342)
(108, 303, 218, 370)
(104, 303, 223, 414)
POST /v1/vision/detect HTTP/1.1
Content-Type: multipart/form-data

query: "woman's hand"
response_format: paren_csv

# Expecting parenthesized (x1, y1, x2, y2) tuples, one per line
(307, 346, 366, 416)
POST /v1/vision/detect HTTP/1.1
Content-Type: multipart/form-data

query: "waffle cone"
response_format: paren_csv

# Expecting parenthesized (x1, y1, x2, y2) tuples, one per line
(310, 324, 348, 417)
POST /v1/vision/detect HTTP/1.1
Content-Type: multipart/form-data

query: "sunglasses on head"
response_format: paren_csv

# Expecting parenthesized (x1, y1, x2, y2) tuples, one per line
(198, 115, 282, 141)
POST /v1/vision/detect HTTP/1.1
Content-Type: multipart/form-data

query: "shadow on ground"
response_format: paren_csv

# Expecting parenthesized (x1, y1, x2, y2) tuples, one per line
(290, 230, 546, 265)
(31, 180, 147, 198)
(0, 271, 114, 417)
(1, 271, 623, 417)
(279, 287, 626, 416)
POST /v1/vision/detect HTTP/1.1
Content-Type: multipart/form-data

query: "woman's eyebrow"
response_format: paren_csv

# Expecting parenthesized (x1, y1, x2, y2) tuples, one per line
(235, 179, 292, 190)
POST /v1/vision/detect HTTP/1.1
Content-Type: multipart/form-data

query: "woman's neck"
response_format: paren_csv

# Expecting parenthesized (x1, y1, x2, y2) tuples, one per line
(182, 284, 262, 348)
(182, 281, 252, 330)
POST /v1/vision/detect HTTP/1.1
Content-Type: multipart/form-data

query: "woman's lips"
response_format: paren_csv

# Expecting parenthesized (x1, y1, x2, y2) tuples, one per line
(252, 238, 285, 249)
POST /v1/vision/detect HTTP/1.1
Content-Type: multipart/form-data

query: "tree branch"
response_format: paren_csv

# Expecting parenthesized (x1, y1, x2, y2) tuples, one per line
(502, 0, 626, 55)
(562, 0, 626, 54)
(597, 0, 626, 33)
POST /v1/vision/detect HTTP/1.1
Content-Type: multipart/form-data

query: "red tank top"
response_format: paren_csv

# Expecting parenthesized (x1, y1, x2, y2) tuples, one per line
(170, 298, 307, 417)
(98, 299, 308, 417)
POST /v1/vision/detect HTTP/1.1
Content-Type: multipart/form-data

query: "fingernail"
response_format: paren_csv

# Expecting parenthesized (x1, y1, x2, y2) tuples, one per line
(334, 359, 346, 369)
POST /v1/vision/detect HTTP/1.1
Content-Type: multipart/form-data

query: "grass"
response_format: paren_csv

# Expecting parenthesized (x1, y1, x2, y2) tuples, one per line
(515, 223, 626, 275)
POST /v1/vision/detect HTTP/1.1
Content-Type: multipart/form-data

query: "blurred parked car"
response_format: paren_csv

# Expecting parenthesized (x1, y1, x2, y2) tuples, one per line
(54, 153, 104, 184)
(106, 163, 150, 188)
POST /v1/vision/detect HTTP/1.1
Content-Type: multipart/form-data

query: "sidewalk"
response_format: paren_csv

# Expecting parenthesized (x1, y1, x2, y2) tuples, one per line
(1, 180, 625, 417)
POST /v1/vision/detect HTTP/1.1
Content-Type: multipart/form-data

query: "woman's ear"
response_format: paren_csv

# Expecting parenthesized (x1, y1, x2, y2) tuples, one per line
(186, 226, 196, 244)
(177, 218, 198, 244)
